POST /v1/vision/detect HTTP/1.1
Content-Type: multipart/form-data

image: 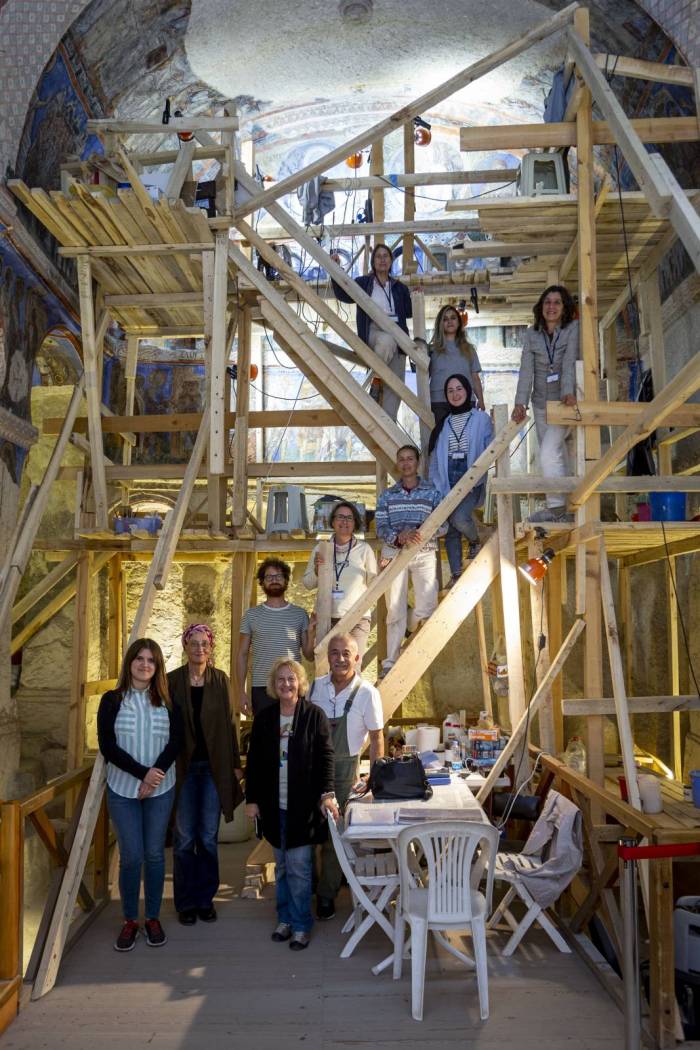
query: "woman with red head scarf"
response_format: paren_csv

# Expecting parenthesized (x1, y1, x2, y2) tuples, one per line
(168, 624, 243, 926)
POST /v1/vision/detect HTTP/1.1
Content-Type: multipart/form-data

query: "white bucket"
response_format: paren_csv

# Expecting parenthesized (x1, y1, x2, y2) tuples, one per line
(417, 725, 441, 753)
(405, 728, 419, 747)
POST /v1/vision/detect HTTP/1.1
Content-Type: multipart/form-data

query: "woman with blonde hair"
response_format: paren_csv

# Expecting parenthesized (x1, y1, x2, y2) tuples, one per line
(245, 658, 336, 951)
(97, 638, 183, 952)
(168, 623, 243, 927)
(429, 304, 485, 425)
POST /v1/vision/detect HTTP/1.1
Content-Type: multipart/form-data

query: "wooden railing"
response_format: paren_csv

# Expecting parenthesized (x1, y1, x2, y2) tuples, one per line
(0, 763, 110, 1033)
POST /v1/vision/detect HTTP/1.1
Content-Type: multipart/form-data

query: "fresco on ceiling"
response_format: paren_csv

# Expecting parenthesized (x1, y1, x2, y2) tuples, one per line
(0, 228, 80, 482)
(33, 331, 83, 386)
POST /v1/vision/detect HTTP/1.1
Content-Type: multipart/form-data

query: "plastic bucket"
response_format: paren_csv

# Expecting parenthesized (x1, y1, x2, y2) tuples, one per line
(416, 725, 440, 753)
(690, 770, 700, 808)
(650, 492, 687, 521)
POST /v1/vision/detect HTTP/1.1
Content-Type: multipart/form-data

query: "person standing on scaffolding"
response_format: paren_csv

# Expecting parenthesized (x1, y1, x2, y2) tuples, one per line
(329, 243, 412, 421)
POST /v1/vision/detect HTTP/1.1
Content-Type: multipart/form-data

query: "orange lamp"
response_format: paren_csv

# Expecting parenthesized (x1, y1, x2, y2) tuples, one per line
(174, 110, 194, 142)
(249, 363, 259, 381)
(519, 547, 556, 585)
(345, 152, 364, 169)
(414, 126, 432, 147)
(459, 309, 469, 328)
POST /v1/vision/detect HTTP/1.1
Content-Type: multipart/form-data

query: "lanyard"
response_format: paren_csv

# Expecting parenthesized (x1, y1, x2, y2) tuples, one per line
(448, 411, 471, 446)
(376, 278, 394, 313)
(542, 328, 561, 369)
(333, 536, 354, 586)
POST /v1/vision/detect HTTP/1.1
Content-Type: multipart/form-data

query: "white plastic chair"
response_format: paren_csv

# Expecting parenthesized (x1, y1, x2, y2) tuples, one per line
(487, 789, 582, 956)
(393, 820, 499, 1022)
(328, 815, 400, 959)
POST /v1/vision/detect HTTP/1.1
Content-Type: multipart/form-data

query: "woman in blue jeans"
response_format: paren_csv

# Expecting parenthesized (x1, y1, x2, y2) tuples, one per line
(245, 659, 337, 951)
(97, 638, 182, 952)
(429, 374, 494, 586)
(168, 624, 243, 926)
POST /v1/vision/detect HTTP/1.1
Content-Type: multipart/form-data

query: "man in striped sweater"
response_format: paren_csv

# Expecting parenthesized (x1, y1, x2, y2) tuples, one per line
(375, 445, 445, 677)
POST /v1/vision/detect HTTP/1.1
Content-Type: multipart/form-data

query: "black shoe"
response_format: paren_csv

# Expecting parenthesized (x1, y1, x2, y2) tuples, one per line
(316, 897, 335, 920)
(197, 906, 217, 923)
(289, 931, 310, 950)
(178, 909, 197, 926)
(144, 918, 167, 946)
(114, 919, 139, 952)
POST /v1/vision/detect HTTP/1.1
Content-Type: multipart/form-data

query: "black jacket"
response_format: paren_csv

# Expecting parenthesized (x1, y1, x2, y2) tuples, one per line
(245, 698, 334, 849)
(330, 272, 412, 347)
(97, 689, 184, 781)
(167, 665, 243, 821)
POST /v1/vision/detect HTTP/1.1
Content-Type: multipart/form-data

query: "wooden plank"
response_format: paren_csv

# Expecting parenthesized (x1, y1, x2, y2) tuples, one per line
(66, 553, 91, 771)
(494, 404, 526, 732)
(45, 408, 346, 435)
(527, 536, 555, 753)
(11, 553, 80, 624)
(0, 486, 39, 593)
(569, 351, 700, 508)
(410, 290, 431, 452)
(378, 532, 501, 719)
(649, 859, 676, 1049)
(547, 400, 700, 427)
(233, 165, 426, 369)
(476, 619, 586, 803)
(234, 3, 579, 217)
(209, 231, 229, 475)
(459, 116, 700, 150)
(231, 306, 251, 528)
(314, 540, 335, 678)
(547, 555, 565, 754)
(647, 150, 700, 271)
(490, 474, 700, 493)
(59, 241, 213, 256)
(28, 809, 94, 912)
(0, 803, 22, 983)
(322, 169, 518, 190)
(561, 176, 610, 281)
(89, 117, 238, 134)
(76, 258, 108, 529)
(593, 53, 695, 87)
(474, 601, 493, 719)
(562, 694, 700, 715)
(449, 240, 571, 258)
(165, 140, 196, 199)
(235, 218, 433, 427)
(0, 378, 86, 635)
(402, 122, 416, 272)
(317, 419, 522, 654)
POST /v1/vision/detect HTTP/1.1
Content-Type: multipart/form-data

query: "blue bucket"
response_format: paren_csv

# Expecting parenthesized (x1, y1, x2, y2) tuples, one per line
(649, 492, 686, 521)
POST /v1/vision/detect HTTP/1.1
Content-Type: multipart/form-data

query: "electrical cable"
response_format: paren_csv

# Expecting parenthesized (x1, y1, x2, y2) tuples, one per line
(376, 174, 517, 205)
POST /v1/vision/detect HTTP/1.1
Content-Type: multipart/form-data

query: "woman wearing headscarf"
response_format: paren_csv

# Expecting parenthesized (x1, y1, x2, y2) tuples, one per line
(429, 374, 494, 586)
(168, 623, 243, 926)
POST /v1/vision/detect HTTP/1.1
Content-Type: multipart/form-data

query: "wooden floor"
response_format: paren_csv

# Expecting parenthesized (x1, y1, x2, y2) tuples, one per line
(5, 841, 630, 1050)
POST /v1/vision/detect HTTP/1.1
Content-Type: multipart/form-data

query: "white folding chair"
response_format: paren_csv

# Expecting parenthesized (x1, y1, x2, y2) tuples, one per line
(328, 815, 400, 959)
(393, 820, 499, 1022)
(487, 789, 582, 956)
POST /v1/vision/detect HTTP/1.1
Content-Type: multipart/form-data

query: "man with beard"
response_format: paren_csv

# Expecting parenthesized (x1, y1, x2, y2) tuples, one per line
(238, 558, 314, 717)
(309, 633, 384, 920)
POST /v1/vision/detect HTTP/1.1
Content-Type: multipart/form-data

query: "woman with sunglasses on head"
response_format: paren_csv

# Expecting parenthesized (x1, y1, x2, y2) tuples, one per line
(511, 284, 579, 522)
(97, 638, 183, 952)
(329, 242, 412, 421)
(302, 501, 376, 661)
(245, 658, 336, 951)
(429, 374, 494, 586)
(429, 304, 485, 426)
(168, 623, 243, 927)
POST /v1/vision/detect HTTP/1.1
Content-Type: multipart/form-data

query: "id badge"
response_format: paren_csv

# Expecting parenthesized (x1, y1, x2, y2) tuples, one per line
(331, 589, 345, 601)
(388, 313, 398, 322)
(450, 452, 466, 461)
(546, 371, 560, 384)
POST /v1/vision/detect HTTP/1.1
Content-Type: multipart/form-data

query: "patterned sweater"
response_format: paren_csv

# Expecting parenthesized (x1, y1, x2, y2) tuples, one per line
(375, 477, 446, 550)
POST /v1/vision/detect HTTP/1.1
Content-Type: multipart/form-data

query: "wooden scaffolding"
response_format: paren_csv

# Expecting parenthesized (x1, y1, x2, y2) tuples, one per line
(1, 5, 700, 1044)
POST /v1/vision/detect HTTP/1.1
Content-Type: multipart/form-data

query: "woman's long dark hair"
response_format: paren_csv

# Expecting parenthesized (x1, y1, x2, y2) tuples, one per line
(116, 638, 170, 708)
(532, 285, 576, 331)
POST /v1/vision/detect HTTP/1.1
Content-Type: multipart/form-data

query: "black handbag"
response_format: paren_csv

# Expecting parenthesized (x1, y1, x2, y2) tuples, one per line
(368, 755, 433, 802)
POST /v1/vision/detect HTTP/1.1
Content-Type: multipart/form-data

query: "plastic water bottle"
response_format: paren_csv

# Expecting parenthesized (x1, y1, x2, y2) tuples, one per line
(562, 736, 587, 774)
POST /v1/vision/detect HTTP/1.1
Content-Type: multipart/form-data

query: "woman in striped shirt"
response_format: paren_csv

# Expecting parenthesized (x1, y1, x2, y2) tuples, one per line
(97, 638, 183, 953)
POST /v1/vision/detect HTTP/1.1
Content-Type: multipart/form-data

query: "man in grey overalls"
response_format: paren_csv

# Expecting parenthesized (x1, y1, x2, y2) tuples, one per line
(309, 633, 385, 921)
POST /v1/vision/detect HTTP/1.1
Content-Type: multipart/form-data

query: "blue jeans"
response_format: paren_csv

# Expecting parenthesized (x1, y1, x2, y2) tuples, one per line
(445, 458, 483, 575)
(107, 784, 175, 921)
(173, 760, 221, 912)
(273, 809, 313, 933)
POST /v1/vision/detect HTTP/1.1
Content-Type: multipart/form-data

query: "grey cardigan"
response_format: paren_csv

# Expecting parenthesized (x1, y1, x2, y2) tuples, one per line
(514, 320, 579, 409)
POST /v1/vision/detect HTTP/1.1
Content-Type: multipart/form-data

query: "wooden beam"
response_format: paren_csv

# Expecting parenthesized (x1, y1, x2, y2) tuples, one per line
(527, 535, 555, 753)
(58, 242, 214, 257)
(236, 217, 433, 427)
(87, 117, 238, 134)
(316, 418, 523, 656)
(11, 553, 80, 624)
(561, 176, 610, 281)
(45, 408, 346, 436)
(449, 240, 572, 258)
(0, 802, 22, 986)
(593, 53, 695, 87)
(547, 400, 700, 427)
(233, 164, 427, 369)
(165, 139, 196, 200)
(562, 694, 700, 715)
(459, 116, 700, 150)
(0, 378, 86, 635)
(76, 259, 108, 529)
(314, 540, 335, 678)
(476, 619, 586, 802)
(378, 533, 501, 719)
(490, 475, 700, 493)
(569, 352, 700, 508)
(231, 306, 251, 528)
(233, 3, 579, 217)
(322, 169, 517, 190)
(411, 290, 431, 453)
(209, 231, 229, 475)
(402, 122, 416, 272)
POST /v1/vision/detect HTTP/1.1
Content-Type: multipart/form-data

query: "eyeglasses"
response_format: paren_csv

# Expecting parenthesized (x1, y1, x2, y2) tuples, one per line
(333, 515, 355, 522)
(264, 573, 285, 582)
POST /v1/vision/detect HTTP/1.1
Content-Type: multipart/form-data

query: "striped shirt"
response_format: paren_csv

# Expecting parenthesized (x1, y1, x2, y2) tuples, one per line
(240, 602, 310, 687)
(375, 477, 444, 550)
(447, 410, 472, 459)
(105, 688, 176, 799)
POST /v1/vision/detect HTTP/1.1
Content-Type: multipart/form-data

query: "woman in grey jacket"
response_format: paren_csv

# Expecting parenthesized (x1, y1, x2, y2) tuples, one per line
(511, 285, 579, 522)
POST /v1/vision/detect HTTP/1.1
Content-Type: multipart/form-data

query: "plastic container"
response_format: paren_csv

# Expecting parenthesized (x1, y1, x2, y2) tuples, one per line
(562, 736, 587, 774)
(650, 491, 687, 521)
(638, 773, 664, 814)
(416, 725, 440, 753)
(674, 896, 700, 972)
(691, 770, 700, 808)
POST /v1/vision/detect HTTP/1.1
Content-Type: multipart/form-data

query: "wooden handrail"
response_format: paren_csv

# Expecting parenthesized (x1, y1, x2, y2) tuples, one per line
(18, 764, 93, 819)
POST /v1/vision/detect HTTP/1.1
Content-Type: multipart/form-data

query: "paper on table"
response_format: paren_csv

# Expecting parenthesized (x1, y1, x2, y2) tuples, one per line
(347, 803, 398, 826)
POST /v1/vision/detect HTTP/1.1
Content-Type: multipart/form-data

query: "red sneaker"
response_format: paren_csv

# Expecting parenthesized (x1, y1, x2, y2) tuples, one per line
(144, 918, 167, 947)
(114, 919, 139, 952)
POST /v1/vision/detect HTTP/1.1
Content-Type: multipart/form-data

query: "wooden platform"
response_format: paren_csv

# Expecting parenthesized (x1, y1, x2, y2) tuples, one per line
(516, 520, 700, 559)
(3, 842, 628, 1050)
